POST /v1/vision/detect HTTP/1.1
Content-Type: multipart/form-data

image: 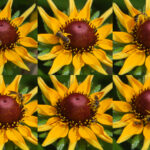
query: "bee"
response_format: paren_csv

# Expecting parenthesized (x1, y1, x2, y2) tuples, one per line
(56, 31, 70, 43)
(134, 121, 141, 125)
(94, 95, 100, 109)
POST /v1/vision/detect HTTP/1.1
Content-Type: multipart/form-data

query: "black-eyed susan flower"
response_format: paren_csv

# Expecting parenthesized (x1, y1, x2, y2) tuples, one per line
(113, 0, 150, 74)
(38, 0, 112, 75)
(38, 75, 112, 150)
(113, 75, 150, 150)
(0, 0, 38, 74)
(0, 75, 38, 150)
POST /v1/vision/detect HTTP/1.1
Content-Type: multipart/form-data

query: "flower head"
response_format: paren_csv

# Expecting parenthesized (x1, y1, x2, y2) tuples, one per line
(38, 75, 113, 150)
(113, 75, 150, 150)
(113, 0, 150, 74)
(0, 75, 38, 150)
(38, 0, 112, 75)
(0, 0, 38, 74)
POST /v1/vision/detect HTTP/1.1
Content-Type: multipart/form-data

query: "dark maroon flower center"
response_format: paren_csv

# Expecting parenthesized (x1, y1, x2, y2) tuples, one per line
(132, 90, 150, 120)
(0, 20, 19, 50)
(0, 95, 23, 128)
(60, 20, 98, 54)
(56, 93, 97, 127)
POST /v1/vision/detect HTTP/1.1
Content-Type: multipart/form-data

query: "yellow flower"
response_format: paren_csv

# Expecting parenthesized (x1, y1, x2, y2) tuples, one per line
(38, 0, 112, 75)
(113, 0, 150, 74)
(0, 0, 38, 74)
(38, 75, 113, 150)
(113, 75, 150, 150)
(0, 75, 38, 150)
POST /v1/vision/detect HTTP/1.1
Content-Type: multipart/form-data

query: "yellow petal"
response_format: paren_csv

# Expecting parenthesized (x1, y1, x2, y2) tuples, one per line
(100, 7, 112, 24)
(82, 52, 107, 75)
(144, 76, 150, 89)
(98, 98, 113, 114)
(97, 114, 112, 126)
(119, 51, 145, 75)
(68, 75, 78, 93)
(19, 37, 37, 48)
(38, 77, 59, 105)
(98, 24, 112, 39)
(0, 76, 6, 94)
(113, 32, 133, 43)
(77, 0, 93, 20)
(90, 92, 104, 101)
(122, 44, 137, 54)
(113, 114, 135, 128)
(42, 123, 68, 147)
(15, 46, 37, 64)
(113, 3, 135, 32)
(69, 0, 78, 18)
(73, 54, 84, 75)
(91, 123, 112, 143)
(38, 34, 59, 44)
(5, 50, 30, 71)
(113, 75, 135, 102)
(93, 49, 112, 67)
(50, 75, 68, 98)
(38, 7, 60, 33)
(113, 101, 132, 112)
(49, 51, 72, 74)
(17, 125, 37, 145)
(126, 75, 143, 94)
(146, 55, 150, 73)
(124, 0, 140, 16)
(91, 18, 103, 28)
(76, 75, 93, 95)
(142, 138, 150, 150)
(97, 39, 112, 50)
(20, 4, 36, 22)
(0, 51, 7, 67)
(79, 126, 103, 150)
(6, 129, 29, 150)
(12, 17, 24, 27)
(38, 105, 56, 116)
(0, 129, 8, 149)
(0, 0, 12, 19)
(113, 52, 129, 60)
(23, 116, 37, 127)
(146, 0, 150, 12)
(0, 65, 4, 75)
(117, 121, 143, 143)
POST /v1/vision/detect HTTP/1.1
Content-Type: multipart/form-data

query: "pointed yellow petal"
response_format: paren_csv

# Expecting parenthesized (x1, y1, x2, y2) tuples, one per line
(38, 77, 60, 105)
(90, 91, 104, 101)
(98, 98, 113, 114)
(119, 51, 145, 75)
(38, 105, 57, 116)
(113, 52, 129, 60)
(91, 123, 112, 143)
(38, 34, 59, 44)
(126, 75, 143, 94)
(113, 3, 135, 32)
(113, 75, 135, 102)
(146, 55, 150, 73)
(79, 126, 103, 150)
(68, 75, 78, 93)
(0, 129, 7, 149)
(124, 0, 140, 17)
(117, 121, 143, 143)
(69, 0, 78, 17)
(122, 44, 137, 54)
(25, 87, 37, 103)
(12, 17, 24, 27)
(76, 75, 93, 95)
(77, 0, 93, 20)
(98, 24, 112, 39)
(113, 32, 133, 43)
(146, 0, 150, 12)
(142, 138, 150, 150)
(47, 0, 68, 24)
(49, 51, 72, 74)
(73, 54, 84, 75)
(90, 17, 103, 28)
(97, 114, 112, 126)
(50, 75, 68, 98)
(0, 76, 6, 94)
(113, 101, 132, 112)
(20, 4, 36, 22)
(144, 75, 150, 89)
(38, 7, 60, 33)
(100, 7, 112, 24)
(15, 46, 37, 64)
(0, 0, 13, 19)
(113, 114, 135, 128)
(82, 52, 107, 75)
(0, 51, 7, 67)
(23, 116, 37, 127)
(97, 39, 112, 50)
(17, 125, 37, 145)
(42, 123, 68, 147)
(0, 65, 4, 75)
(20, 37, 37, 48)
(6, 129, 29, 150)
(5, 50, 30, 71)
(93, 49, 112, 67)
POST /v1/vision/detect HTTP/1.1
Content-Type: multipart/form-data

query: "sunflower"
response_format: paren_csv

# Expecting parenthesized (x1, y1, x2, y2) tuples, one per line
(38, 0, 112, 75)
(0, 75, 38, 150)
(113, 75, 150, 150)
(0, 0, 38, 74)
(38, 75, 113, 150)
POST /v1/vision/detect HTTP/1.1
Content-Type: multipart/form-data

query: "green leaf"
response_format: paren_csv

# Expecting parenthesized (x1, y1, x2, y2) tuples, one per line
(131, 135, 143, 149)
(12, 10, 20, 19)
(78, 139, 87, 150)
(91, 84, 101, 94)
(114, 60, 124, 67)
(42, 94, 50, 105)
(20, 87, 29, 94)
(91, 11, 100, 20)
(113, 139, 124, 150)
(116, 89, 126, 101)
(43, 60, 53, 67)
(56, 138, 67, 150)
(62, 65, 70, 75)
